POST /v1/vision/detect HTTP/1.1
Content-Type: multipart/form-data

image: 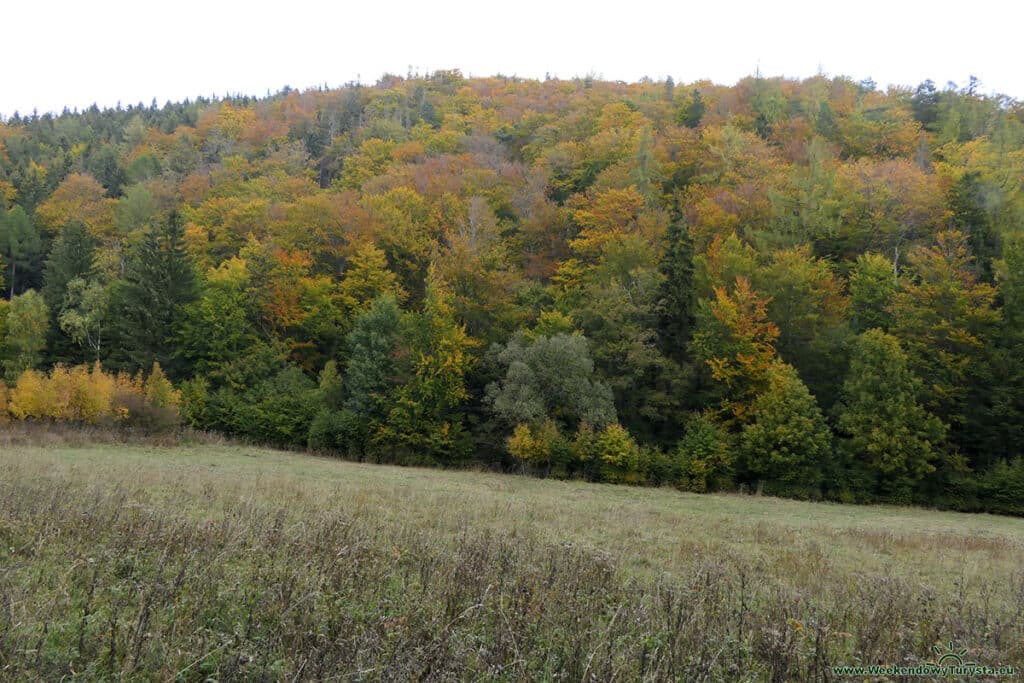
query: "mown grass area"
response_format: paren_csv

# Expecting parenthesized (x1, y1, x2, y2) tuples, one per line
(2, 443, 1023, 680)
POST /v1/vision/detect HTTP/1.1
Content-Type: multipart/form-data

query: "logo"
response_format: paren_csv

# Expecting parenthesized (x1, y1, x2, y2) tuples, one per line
(925, 641, 975, 668)
(831, 640, 1016, 679)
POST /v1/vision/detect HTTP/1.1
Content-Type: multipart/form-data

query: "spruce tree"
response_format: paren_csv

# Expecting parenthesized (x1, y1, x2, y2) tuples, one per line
(655, 215, 695, 362)
(42, 221, 97, 313)
(108, 211, 198, 376)
(739, 361, 833, 497)
(835, 329, 946, 502)
(0, 206, 42, 296)
(43, 221, 98, 363)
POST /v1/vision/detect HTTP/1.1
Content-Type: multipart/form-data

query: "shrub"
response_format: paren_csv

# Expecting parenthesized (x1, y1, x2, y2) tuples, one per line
(8, 369, 55, 420)
(507, 419, 575, 478)
(593, 423, 644, 484)
(977, 459, 1024, 516)
(236, 367, 318, 447)
(644, 446, 674, 485)
(6, 362, 179, 431)
(571, 422, 600, 478)
(673, 414, 733, 492)
(305, 411, 350, 454)
(145, 362, 180, 409)
(179, 377, 211, 428)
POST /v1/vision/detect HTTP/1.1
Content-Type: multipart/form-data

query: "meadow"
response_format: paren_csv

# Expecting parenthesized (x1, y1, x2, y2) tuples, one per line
(1, 441, 1023, 680)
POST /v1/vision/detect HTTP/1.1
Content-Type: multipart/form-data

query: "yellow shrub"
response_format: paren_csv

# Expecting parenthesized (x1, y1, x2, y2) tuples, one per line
(595, 423, 644, 484)
(112, 371, 145, 420)
(78, 363, 114, 423)
(9, 369, 55, 419)
(507, 423, 539, 463)
(144, 362, 180, 408)
(507, 420, 573, 476)
(6, 363, 177, 429)
(48, 365, 75, 420)
(0, 380, 8, 421)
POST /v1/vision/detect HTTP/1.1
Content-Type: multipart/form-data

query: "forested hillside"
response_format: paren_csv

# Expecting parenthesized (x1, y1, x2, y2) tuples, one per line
(1, 71, 1023, 512)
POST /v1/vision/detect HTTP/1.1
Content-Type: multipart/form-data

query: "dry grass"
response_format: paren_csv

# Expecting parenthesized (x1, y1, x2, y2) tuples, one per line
(1, 443, 1023, 680)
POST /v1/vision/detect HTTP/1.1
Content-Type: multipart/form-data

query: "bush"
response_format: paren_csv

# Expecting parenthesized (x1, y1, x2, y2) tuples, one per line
(235, 367, 318, 447)
(976, 459, 1024, 516)
(507, 419, 575, 478)
(7, 369, 52, 419)
(6, 362, 180, 431)
(179, 376, 211, 428)
(672, 414, 733, 492)
(307, 408, 359, 453)
(112, 388, 177, 432)
(593, 423, 644, 484)
(644, 446, 674, 485)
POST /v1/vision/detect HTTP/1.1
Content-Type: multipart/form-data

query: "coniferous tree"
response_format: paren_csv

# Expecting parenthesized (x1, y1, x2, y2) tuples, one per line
(42, 221, 98, 363)
(0, 207, 42, 297)
(108, 211, 198, 377)
(949, 172, 997, 281)
(849, 252, 897, 333)
(890, 231, 999, 463)
(835, 329, 946, 502)
(338, 295, 404, 453)
(985, 234, 1024, 462)
(677, 90, 705, 128)
(377, 272, 477, 464)
(738, 361, 833, 498)
(655, 216, 695, 363)
(42, 221, 97, 313)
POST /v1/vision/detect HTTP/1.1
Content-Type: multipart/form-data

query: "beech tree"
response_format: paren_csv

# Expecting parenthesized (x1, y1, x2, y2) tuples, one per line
(691, 276, 779, 424)
(1, 290, 49, 382)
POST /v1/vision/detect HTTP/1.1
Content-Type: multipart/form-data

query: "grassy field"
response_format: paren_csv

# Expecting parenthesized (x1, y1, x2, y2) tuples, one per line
(1, 443, 1023, 680)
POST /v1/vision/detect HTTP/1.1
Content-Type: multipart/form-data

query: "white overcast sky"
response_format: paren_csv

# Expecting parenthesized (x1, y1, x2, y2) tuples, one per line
(3, 0, 1020, 116)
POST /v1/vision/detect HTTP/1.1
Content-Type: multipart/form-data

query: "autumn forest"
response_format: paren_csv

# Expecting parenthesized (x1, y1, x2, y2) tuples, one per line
(1, 72, 1023, 513)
